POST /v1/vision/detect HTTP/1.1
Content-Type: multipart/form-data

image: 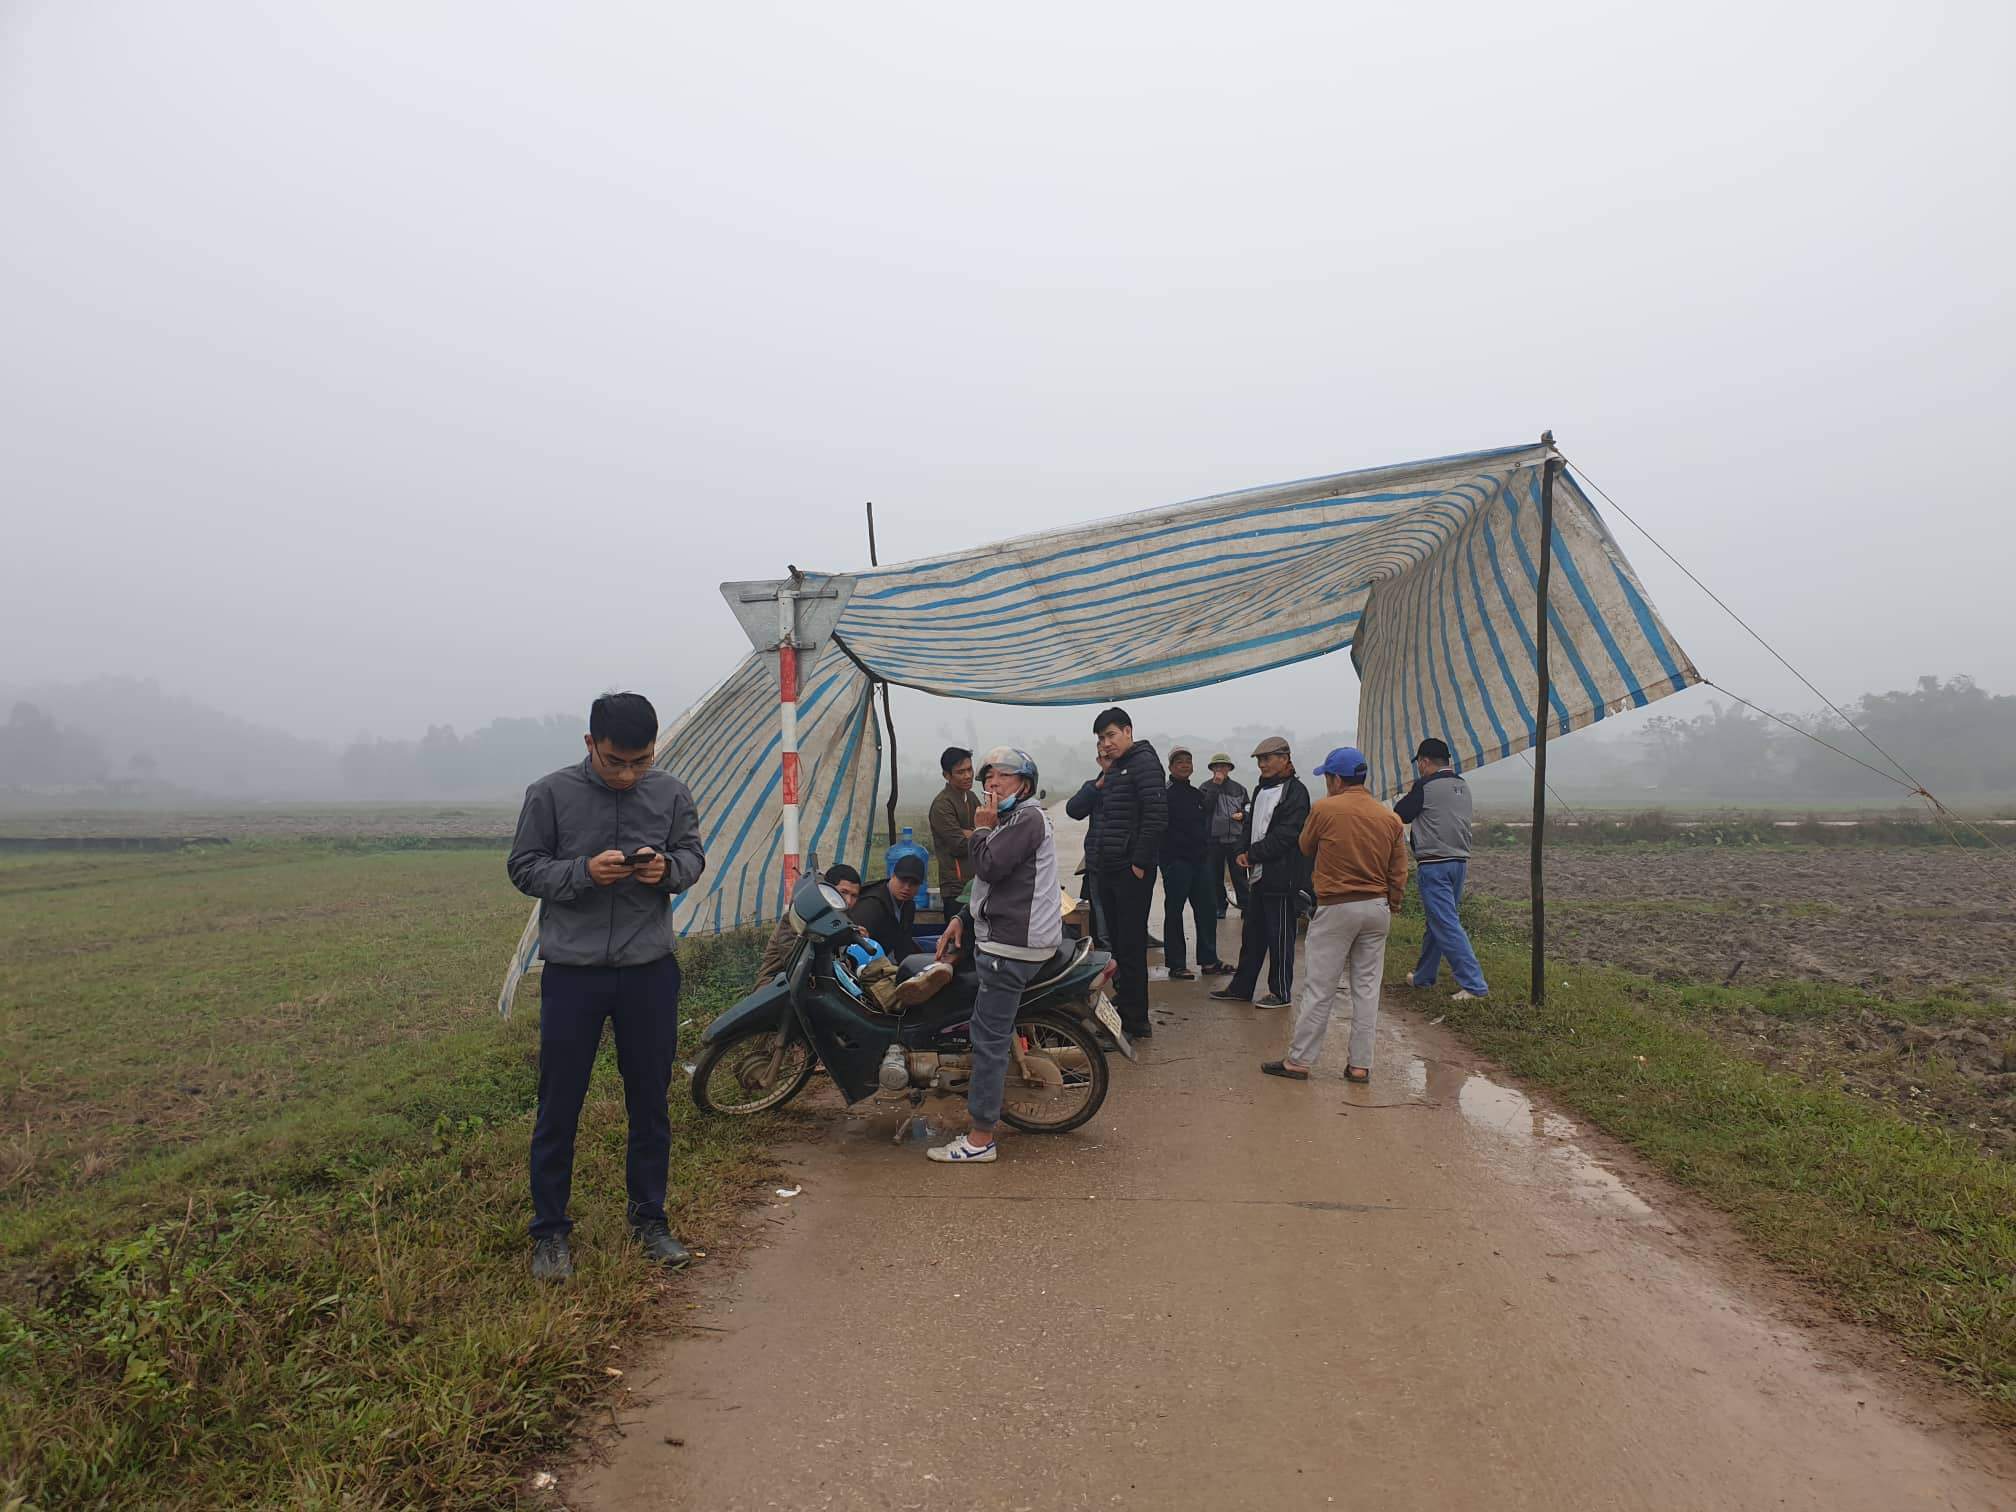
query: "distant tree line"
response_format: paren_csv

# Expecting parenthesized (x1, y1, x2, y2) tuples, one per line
(1634, 676, 2016, 800)
(6, 676, 2013, 808)
(337, 715, 584, 800)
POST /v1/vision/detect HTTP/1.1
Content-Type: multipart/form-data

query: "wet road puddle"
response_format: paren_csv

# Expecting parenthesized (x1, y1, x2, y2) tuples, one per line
(1404, 1059, 1654, 1217)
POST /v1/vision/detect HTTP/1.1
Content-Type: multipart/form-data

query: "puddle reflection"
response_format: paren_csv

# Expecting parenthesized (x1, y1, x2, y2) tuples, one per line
(1405, 1061, 1655, 1218)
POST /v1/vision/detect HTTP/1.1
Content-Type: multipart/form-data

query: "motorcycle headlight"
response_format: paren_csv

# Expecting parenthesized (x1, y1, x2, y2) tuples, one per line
(791, 882, 847, 933)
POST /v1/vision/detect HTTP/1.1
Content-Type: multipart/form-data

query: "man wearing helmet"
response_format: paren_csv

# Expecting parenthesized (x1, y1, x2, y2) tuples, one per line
(926, 746, 1061, 1164)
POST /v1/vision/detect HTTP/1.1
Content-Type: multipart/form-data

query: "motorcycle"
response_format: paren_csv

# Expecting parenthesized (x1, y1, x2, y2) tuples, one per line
(691, 874, 1133, 1133)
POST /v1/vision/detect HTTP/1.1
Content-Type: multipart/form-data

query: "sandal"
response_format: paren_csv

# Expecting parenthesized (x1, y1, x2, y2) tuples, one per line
(1344, 1065, 1370, 1084)
(1261, 1060, 1310, 1081)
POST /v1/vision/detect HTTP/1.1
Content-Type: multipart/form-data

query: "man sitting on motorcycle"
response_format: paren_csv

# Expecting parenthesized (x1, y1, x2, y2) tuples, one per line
(927, 746, 1061, 1164)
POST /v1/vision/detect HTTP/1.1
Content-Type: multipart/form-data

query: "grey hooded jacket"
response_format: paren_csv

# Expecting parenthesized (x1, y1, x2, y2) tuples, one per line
(507, 757, 707, 967)
(959, 801, 1062, 963)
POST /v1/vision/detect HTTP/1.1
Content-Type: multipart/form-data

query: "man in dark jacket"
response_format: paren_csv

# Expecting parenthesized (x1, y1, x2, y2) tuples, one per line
(1066, 748, 1114, 949)
(850, 853, 927, 964)
(1160, 748, 1221, 979)
(1076, 707, 1165, 1037)
(1210, 735, 1309, 1009)
(508, 691, 706, 1283)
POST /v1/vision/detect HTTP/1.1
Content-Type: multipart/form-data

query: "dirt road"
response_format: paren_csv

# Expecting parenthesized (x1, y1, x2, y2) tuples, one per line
(568, 976, 2015, 1511)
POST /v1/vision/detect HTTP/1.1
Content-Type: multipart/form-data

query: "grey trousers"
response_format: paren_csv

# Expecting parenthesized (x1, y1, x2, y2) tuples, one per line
(967, 951, 1043, 1132)
(1287, 899, 1392, 1071)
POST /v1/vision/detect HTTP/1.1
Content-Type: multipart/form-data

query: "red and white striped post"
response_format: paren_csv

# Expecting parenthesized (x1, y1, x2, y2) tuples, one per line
(722, 569, 855, 911)
(778, 632, 802, 898)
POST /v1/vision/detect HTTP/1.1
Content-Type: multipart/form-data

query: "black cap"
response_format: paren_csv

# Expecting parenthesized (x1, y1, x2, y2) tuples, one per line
(1414, 737, 1452, 761)
(891, 854, 927, 882)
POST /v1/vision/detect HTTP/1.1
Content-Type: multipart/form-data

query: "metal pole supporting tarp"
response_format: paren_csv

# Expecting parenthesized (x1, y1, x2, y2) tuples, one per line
(1531, 432, 1558, 1007)
(865, 501, 901, 848)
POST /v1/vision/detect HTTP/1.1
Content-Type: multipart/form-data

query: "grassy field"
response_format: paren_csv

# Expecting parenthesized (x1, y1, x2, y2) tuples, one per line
(5, 826, 2013, 1507)
(1398, 887, 2016, 1416)
(0, 844, 769, 1511)
(0, 805, 521, 842)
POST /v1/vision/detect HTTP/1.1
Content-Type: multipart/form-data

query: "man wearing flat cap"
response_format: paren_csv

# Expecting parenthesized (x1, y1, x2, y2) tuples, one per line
(1210, 735, 1310, 1009)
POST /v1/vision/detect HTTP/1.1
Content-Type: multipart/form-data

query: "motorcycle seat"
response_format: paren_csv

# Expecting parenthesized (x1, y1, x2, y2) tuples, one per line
(1026, 937, 1092, 991)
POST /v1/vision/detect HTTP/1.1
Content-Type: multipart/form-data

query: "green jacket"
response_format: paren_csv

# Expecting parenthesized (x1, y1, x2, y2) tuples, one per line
(927, 784, 981, 900)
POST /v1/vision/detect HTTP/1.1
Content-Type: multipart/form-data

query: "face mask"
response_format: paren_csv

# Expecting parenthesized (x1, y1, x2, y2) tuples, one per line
(995, 790, 1020, 815)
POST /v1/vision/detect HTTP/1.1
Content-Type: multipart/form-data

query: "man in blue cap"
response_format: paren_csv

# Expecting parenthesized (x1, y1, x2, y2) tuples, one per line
(1260, 746, 1407, 1085)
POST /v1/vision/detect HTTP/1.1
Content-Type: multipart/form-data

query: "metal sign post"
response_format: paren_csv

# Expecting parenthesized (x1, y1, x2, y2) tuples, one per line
(720, 569, 857, 898)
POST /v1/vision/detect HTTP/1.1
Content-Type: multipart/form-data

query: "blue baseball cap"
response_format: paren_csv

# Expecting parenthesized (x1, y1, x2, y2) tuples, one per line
(1314, 745, 1369, 780)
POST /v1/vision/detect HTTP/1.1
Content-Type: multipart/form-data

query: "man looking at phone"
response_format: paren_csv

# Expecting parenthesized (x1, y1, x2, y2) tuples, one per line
(507, 692, 706, 1283)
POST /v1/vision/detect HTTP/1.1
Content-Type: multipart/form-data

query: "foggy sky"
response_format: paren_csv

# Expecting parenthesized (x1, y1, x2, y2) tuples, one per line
(3, 2, 2011, 753)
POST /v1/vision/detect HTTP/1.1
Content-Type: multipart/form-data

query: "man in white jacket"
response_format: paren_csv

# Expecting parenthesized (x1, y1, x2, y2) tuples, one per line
(927, 746, 1059, 1164)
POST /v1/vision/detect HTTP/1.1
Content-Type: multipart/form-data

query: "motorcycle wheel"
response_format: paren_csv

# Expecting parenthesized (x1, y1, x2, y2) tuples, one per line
(997, 1013, 1109, 1135)
(690, 1026, 817, 1116)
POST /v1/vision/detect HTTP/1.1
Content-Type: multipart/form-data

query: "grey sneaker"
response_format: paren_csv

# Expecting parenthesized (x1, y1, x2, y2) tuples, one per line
(1256, 994, 1292, 1009)
(633, 1219, 692, 1269)
(530, 1234, 573, 1283)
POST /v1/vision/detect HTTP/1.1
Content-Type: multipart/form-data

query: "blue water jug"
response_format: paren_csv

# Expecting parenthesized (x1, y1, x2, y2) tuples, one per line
(886, 826, 930, 881)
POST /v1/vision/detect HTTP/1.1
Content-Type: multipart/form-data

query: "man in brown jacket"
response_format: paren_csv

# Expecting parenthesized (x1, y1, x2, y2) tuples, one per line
(926, 747, 981, 908)
(1260, 746, 1406, 1085)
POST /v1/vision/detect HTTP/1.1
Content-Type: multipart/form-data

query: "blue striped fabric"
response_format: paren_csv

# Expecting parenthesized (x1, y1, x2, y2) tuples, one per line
(1349, 462, 1694, 797)
(501, 442, 1694, 1013)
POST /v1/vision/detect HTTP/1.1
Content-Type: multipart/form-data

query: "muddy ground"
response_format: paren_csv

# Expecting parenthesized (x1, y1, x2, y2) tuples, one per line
(562, 998, 2016, 1512)
(1465, 845, 2016, 1155)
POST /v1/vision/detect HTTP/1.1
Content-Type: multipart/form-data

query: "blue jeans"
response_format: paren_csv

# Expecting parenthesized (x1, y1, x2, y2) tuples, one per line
(1412, 861, 1487, 995)
(967, 951, 1044, 1133)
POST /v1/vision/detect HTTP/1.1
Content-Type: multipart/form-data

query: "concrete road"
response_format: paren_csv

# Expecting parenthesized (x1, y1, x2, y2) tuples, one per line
(567, 965, 2016, 1510)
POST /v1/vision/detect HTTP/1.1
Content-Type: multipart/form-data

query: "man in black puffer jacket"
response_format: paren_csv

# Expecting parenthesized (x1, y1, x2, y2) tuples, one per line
(1210, 735, 1310, 1008)
(1071, 706, 1165, 1037)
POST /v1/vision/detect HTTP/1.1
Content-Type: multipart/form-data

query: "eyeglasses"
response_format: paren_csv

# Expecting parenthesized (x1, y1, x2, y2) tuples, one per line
(595, 749, 656, 774)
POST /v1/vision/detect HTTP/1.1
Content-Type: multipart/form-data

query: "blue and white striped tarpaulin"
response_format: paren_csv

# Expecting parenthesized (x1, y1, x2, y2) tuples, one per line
(499, 441, 1695, 1014)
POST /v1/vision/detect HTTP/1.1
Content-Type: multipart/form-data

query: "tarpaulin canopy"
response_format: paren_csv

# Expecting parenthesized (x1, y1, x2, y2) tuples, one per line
(499, 440, 1696, 1014)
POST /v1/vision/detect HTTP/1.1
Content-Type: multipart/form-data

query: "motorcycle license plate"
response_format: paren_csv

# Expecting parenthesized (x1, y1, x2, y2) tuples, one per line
(1093, 995, 1123, 1039)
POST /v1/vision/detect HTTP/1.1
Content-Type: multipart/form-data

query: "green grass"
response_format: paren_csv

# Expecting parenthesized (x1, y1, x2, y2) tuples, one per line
(1398, 897, 2016, 1413)
(0, 845, 772, 1511)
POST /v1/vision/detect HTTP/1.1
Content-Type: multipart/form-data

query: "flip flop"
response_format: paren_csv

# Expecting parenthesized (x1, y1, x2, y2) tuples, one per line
(1344, 1065, 1370, 1084)
(1261, 1060, 1309, 1081)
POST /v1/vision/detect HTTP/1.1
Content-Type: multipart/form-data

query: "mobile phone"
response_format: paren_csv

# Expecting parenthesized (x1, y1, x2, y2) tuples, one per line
(621, 850, 656, 867)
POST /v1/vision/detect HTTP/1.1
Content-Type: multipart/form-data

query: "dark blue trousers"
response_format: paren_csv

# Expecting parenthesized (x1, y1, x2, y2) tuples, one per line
(529, 954, 681, 1239)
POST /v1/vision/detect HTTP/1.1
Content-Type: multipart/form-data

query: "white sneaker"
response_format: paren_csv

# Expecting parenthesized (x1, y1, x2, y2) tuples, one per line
(926, 1134, 997, 1163)
(1450, 989, 1487, 1001)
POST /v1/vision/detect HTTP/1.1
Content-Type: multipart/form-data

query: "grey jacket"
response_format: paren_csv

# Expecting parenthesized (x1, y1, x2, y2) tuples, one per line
(507, 757, 707, 967)
(1394, 769, 1473, 864)
(959, 801, 1062, 963)
(1204, 777, 1249, 845)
